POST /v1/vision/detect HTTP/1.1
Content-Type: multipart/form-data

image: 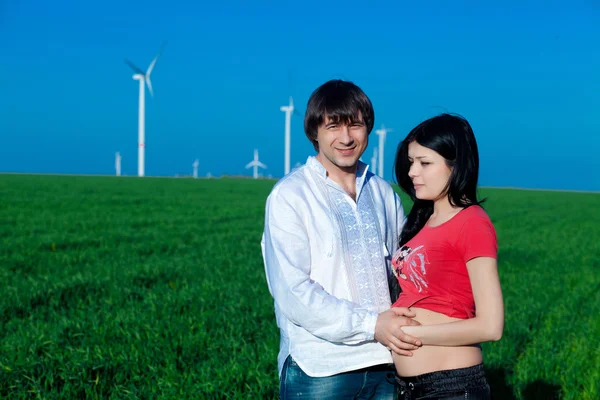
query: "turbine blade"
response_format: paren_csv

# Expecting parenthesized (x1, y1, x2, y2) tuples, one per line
(125, 59, 144, 75)
(257, 162, 267, 169)
(146, 41, 167, 76)
(245, 161, 257, 168)
(146, 54, 159, 77)
(146, 77, 154, 97)
(158, 40, 168, 53)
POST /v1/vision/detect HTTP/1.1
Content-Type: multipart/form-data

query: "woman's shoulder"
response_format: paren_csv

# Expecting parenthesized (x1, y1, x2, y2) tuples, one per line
(462, 204, 490, 218)
(454, 205, 494, 229)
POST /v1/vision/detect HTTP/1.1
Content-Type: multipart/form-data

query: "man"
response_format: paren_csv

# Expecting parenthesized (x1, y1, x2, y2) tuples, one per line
(261, 79, 421, 399)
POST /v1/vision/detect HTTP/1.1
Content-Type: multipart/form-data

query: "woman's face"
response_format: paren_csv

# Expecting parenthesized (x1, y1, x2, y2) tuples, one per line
(407, 141, 452, 201)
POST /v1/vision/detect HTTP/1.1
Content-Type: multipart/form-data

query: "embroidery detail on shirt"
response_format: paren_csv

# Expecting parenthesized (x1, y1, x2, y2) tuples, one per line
(359, 189, 391, 310)
(392, 245, 430, 293)
(327, 184, 390, 312)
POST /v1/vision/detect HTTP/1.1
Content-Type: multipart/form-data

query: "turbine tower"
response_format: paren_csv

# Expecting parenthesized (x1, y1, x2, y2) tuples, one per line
(375, 125, 393, 180)
(280, 96, 294, 176)
(245, 149, 267, 179)
(370, 147, 377, 176)
(125, 42, 166, 177)
(192, 159, 199, 179)
(115, 152, 122, 176)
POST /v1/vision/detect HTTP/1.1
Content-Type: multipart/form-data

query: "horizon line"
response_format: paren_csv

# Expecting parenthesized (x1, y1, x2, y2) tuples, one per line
(0, 172, 598, 195)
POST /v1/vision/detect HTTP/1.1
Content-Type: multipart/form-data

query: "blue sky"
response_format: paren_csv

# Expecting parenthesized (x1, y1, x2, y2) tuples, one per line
(1, 0, 599, 191)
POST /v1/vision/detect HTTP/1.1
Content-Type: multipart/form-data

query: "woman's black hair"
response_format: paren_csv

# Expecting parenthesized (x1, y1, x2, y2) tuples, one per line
(394, 113, 485, 246)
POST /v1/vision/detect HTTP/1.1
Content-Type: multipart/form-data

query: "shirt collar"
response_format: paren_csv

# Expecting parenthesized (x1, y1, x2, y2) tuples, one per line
(305, 155, 371, 193)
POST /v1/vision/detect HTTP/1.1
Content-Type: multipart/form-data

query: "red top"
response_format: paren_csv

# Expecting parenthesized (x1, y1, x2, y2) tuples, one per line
(391, 205, 497, 319)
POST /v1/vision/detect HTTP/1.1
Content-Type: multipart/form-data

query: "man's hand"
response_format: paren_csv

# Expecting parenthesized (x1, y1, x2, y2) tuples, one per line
(374, 307, 422, 356)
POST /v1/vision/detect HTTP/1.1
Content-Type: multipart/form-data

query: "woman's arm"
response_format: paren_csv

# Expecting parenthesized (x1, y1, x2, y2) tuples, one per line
(400, 256, 504, 346)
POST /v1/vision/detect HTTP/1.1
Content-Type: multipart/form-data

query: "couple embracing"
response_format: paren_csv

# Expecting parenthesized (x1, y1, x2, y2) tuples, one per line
(261, 79, 503, 400)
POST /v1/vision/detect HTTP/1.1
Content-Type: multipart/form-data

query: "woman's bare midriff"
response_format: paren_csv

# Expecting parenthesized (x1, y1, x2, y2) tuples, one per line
(393, 307, 483, 377)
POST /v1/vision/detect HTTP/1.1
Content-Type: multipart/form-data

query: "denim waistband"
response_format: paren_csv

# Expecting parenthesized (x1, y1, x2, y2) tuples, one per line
(395, 363, 488, 398)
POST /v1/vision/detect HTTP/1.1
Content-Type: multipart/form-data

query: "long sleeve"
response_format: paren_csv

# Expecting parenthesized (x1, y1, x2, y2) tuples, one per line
(261, 191, 378, 345)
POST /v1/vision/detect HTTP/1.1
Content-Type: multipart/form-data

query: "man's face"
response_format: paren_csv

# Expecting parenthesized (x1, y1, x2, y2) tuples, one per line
(315, 113, 368, 173)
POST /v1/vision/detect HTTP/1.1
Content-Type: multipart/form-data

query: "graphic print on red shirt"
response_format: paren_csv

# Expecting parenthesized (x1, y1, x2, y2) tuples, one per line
(392, 245, 431, 294)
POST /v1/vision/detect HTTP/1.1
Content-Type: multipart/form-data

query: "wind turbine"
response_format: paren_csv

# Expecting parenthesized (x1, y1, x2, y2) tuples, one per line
(370, 147, 378, 176)
(115, 152, 122, 176)
(125, 42, 166, 177)
(245, 149, 267, 179)
(375, 125, 393, 180)
(192, 159, 199, 179)
(280, 96, 294, 176)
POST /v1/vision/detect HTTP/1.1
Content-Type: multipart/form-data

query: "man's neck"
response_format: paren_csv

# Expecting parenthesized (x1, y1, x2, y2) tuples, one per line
(315, 154, 359, 199)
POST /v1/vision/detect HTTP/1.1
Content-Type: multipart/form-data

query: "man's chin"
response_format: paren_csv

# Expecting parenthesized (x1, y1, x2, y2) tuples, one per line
(334, 159, 359, 170)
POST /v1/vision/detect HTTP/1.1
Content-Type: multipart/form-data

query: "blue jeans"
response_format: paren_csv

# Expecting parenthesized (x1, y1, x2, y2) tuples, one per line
(279, 355, 397, 400)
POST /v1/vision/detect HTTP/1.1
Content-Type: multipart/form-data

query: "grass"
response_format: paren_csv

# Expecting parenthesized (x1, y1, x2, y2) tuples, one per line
(0, 174, 598, 399)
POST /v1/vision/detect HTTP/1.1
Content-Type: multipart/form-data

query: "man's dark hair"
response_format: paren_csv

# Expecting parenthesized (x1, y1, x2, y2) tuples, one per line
(304, 79, 375, 151)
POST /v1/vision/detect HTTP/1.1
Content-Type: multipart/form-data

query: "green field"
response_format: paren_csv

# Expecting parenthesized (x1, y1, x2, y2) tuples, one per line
(0, 175, 598, 399)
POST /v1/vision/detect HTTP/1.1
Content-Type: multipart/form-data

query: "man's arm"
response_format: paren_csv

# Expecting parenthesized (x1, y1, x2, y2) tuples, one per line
(262, 191, 421, 351)
(400, 257, 504, 346)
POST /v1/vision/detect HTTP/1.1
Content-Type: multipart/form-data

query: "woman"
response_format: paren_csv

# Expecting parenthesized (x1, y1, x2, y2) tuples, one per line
(391, 113, 504, 399)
